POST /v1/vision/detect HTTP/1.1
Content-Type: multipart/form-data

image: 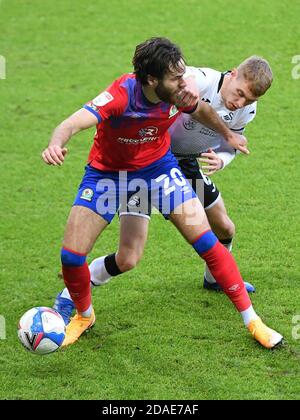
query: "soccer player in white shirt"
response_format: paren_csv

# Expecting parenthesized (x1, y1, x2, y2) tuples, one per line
(170, 56, 272, 292)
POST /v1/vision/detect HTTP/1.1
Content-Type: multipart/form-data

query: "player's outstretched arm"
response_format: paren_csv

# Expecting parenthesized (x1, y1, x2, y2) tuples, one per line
(41, 108, 99, 166)
(191, 101, 250, 155)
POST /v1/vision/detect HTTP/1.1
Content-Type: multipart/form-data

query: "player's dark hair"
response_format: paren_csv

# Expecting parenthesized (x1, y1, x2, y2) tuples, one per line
(132, 37, 185, 85)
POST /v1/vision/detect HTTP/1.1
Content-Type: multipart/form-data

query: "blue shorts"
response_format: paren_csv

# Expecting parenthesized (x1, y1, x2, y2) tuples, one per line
(73, 150, 197, 223)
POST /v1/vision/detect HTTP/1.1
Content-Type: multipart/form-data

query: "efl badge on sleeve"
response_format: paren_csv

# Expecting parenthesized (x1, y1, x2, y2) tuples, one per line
(92, 91, 114, 107)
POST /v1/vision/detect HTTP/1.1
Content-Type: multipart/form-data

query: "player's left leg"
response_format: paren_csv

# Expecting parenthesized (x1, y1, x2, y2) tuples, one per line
(204, 198, 255, 293)
(88, 214, 150, 287)
(178, 158, 255, 293)
(153, 158, 254, 325)
(169, 197, 283, 349)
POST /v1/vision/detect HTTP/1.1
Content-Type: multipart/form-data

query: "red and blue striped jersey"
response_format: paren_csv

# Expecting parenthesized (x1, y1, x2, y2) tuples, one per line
(84, 73, 194, 171)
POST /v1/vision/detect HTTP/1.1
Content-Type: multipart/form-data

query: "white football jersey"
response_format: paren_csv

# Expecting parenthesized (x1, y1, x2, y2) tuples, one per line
(170, 66, 257, 166)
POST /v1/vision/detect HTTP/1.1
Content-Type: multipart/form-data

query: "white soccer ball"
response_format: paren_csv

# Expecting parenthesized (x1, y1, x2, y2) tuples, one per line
(18, 307, 66, 355)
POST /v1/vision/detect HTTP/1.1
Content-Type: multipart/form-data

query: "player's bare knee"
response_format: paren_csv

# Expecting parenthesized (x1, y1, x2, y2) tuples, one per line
(63, 207, 107, 254)
(219, 217, 235, 239)
(118, 259, 136, 272)
(117, 253, 141, 272)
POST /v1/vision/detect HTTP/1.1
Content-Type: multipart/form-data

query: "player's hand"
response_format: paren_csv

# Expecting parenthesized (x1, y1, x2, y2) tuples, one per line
(41, 145, 68, 166)
(198, 149, 224, 176)
(226, 133, 249, 155)
(175, 75, 199, 108)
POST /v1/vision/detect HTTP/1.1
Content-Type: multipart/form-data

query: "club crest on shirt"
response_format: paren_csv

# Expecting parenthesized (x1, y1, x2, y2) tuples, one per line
(169, 105, 179, 118)
(92, 91, 114, 107)
(80, 188, 94, 202)
(222, 112, 234, 122)
(183, 119, 198, 130)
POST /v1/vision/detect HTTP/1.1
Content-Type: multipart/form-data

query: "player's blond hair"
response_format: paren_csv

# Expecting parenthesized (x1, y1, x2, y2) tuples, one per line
(237, 56, 273, 97)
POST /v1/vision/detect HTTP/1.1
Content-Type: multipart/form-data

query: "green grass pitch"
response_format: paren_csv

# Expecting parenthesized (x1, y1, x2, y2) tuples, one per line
(1, 0, 300, 400)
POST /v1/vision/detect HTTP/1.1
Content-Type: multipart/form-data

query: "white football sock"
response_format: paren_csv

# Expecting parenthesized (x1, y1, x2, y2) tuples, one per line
(240, 305, 259, 327)
(89, 256, 112, 286)
(204, 239, 233, 284)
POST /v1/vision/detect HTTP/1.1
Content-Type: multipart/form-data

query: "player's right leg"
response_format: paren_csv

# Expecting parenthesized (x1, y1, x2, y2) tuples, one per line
(55, 165, 150, 328)
(54, 204, 108, 324)
(55, 163, 121, 347)
(56, 214, 150, 320)
(60, 205, 108, 347)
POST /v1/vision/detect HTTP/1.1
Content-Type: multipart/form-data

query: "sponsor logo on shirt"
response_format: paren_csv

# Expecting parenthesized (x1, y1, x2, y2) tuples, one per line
(117, 137, 159, 145)
(117, 127, 159, 145)
(199, 127, 217, 137)
(92, 91, 114, 107)
(138, 127, 158, 137)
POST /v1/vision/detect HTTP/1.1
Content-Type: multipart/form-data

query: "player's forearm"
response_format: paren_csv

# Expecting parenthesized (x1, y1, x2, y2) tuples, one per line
(48, 120, 80, 148)
(192, 101, 232, 141)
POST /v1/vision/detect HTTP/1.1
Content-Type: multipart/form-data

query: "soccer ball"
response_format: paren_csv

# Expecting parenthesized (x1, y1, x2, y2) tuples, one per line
(18, 307, 66, 355)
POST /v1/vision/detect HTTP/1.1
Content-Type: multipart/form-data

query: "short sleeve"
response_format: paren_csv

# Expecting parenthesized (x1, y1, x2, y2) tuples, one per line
(184, 66, 211, 96)
(83, 79, 128, 123)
